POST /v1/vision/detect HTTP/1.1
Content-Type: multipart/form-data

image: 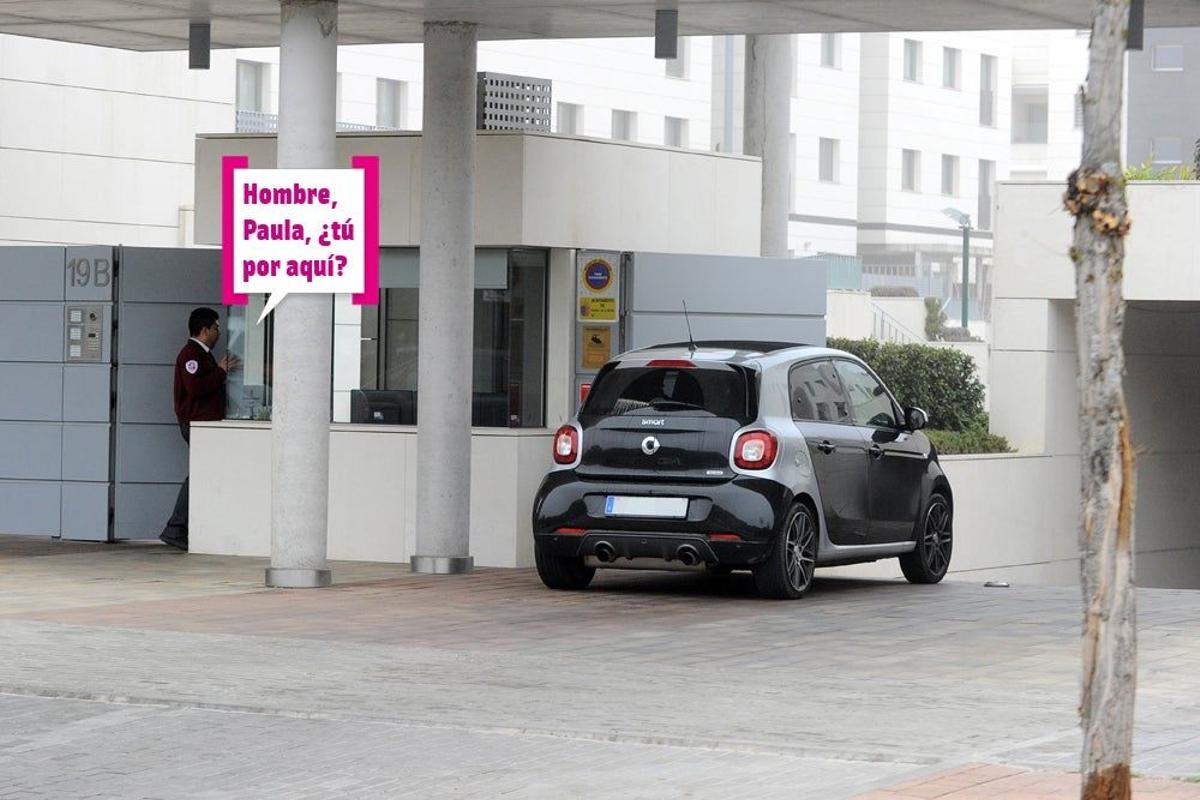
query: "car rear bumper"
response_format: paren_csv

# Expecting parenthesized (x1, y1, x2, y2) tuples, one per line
(532, 470, 791, 567)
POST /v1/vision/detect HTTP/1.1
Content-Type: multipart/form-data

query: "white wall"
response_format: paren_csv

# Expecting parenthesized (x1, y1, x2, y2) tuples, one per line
(825, 289, 874, 339)
(190, 422, 553, 568)
(194, 132, 762, 255)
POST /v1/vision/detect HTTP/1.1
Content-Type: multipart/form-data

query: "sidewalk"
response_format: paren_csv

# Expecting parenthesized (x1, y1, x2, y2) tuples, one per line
(858, 764, 1200, 799)
(1, 536, 1198, 799)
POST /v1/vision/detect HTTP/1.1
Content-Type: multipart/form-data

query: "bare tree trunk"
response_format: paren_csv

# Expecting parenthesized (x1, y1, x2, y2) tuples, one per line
(1062, 2, 1137, 798)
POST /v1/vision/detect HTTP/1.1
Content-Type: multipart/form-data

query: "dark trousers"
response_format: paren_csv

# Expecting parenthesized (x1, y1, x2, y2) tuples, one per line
(162, 423, 191, 539)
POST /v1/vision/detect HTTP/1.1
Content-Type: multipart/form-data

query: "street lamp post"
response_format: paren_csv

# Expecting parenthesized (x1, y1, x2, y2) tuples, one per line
(942, 207, 972, 329)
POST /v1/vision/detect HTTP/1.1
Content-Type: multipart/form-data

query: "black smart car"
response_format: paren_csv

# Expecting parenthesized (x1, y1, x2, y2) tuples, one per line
(531, 341, 953, 599)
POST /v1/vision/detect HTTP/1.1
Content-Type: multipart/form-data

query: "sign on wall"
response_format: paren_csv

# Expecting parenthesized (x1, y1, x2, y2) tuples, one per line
(576, 252, 619, 322)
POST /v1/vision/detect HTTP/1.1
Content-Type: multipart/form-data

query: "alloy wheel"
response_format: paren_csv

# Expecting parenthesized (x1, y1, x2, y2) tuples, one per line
(785, 509, 817, 593)
(921, 498, 952, 578)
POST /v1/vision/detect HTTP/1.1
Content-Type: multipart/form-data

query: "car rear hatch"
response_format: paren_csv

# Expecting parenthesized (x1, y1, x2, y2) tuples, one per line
(576, 359, 758, 483)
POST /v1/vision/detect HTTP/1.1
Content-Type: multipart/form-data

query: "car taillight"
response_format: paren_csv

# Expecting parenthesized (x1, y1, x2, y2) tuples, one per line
(553, 425, 579, 464)
(647, 359, 696, 368)
(734, 431, 777, 470)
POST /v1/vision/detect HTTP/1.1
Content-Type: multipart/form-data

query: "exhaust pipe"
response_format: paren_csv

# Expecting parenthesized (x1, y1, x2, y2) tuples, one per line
(594, 542, 617, 563)
(675, 545, 702, 566)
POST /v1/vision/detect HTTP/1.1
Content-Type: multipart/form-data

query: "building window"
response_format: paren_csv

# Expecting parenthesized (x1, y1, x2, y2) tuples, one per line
(821, 33, 841, 68)
(1152, 44, 1184, 71)
(819, 137, 839, 183)
(1074, 90, 1084, 129)
(351, 248, 548, 428)
(1011, 85, 1049, 144)
(904, 39, 922, 82)
(665, 38, 690, 79)
(664, 116, 689, 147)
(943, 47, 961, 89)
(941, 154, 959, 196)
(979, 54, 997, 126)
(902, 149, 920, 192)
(978, 159, 995, 230)
(335, 72, 344, 122)
(612, 109, 637, 141)
(1151, 137, 1183, 164)
(556, 102, 583, 135)
(236, 60, 267, 112)
(376, 79, 407, 129)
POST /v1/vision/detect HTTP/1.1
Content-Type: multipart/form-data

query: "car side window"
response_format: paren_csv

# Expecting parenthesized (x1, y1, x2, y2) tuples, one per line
(833, 360, 898, 429)
(789, 360, 851, 423)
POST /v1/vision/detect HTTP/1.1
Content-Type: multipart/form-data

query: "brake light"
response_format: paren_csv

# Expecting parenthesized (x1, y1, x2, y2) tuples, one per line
(553, 424, 579, 464)
(734, 431, 777, 470)
(647, 359, 696, 368)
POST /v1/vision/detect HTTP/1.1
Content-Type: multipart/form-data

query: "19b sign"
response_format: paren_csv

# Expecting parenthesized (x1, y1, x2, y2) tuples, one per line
(66, 257, 112, 288)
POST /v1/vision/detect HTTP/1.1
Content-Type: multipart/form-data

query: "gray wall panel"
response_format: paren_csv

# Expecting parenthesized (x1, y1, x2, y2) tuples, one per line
(62, 365, 112, 423)
(0, 304, 66, 362)
(117, 365, 176, 424)
(0, 247, 64, 301)
(119, 304, 225, 364)
(61, 423, 111, 482)
(627, 314, 826, 352)
(0, 422, 61, 479)
(119, 247, 222, 302)
(0, 364, 63, 421)
(63, 246, 115, 302)
(628, 253, 827, 316)
(0, 480, 60, 535)
(115, 424, 187, 483)
(114, 483, 177, 540)
(61, 482, 110, 541)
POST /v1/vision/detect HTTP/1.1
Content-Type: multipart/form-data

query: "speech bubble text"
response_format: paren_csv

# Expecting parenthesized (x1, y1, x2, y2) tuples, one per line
(223, 159, 378, 321)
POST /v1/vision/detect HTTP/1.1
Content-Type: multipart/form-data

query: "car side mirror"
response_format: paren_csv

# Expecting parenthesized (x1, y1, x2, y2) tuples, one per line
(905, 406, 928, 431)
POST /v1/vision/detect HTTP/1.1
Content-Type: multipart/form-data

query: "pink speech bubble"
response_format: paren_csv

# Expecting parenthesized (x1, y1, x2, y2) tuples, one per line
(222, 153, 380, 311)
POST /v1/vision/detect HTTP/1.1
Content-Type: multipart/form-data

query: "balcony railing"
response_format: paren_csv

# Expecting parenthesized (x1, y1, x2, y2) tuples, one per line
(235, 109, 397, 134)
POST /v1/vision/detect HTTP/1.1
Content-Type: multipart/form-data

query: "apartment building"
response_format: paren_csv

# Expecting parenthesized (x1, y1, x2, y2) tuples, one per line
(1126, 27, 1200, 168)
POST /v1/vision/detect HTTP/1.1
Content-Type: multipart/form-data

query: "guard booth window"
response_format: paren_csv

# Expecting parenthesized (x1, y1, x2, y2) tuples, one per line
(353, 247, 548, 428)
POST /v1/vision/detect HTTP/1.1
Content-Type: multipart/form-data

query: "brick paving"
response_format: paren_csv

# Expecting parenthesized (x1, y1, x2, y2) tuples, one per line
(1, 536, 1199, 798)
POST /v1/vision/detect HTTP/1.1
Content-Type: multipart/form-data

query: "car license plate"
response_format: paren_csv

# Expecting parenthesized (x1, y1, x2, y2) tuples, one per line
(604, 496, 688, 518)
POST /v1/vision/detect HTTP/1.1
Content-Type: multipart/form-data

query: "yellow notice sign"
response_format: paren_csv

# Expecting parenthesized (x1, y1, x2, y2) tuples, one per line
(581, 326, 612, 369)
(579, 296, 617, 322)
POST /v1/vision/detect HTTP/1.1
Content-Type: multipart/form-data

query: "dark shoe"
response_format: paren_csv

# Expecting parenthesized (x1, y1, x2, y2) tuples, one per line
(159, 529, 188, 552)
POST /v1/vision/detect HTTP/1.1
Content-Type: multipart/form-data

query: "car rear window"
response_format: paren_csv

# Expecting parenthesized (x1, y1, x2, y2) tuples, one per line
(581, 363, 756, 423)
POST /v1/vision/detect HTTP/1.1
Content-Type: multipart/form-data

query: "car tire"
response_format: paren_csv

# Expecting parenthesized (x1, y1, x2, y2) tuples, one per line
(900, 492, 952, 584)
(753, 503, 818, 600)
(534, 540, 596, 590)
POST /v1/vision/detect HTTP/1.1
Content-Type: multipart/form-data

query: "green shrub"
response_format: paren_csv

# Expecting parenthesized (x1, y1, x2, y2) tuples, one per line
(926, 415, 1013, 455)
(827, 337, 984, 431)
(1123, 157, 1197, 181)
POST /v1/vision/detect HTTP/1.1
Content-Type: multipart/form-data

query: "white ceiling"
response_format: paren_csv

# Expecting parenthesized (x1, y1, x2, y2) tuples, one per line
(1, 0, 1199, 51)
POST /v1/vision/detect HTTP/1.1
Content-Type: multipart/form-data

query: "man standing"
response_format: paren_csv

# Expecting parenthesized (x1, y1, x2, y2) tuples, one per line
(159, 307, 240, 551)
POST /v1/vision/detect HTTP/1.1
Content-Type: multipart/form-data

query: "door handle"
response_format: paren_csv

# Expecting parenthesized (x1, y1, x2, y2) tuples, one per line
(816, 441, 836, 455)
(869, 444, 884, 459)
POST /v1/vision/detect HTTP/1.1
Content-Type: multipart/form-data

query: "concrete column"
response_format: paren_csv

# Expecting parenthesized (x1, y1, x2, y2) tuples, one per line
(744, 34, 792, 257)
(412, 21, 477, 575)
(265, 0, 337, 588)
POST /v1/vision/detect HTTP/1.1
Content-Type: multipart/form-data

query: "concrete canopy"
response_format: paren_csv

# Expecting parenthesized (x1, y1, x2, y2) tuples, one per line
(2, 0, 1200, 51)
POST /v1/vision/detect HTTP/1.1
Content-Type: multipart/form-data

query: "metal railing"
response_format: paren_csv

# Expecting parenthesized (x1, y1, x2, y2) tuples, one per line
(870, 302, 925, 344)
(235, 109, 397, 134)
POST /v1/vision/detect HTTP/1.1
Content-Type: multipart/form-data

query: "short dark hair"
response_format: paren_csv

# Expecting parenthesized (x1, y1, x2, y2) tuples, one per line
(188, 307, 219, 336)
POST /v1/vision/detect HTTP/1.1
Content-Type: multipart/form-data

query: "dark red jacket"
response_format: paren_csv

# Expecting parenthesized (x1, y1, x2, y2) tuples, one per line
(173, 339, 226, 424)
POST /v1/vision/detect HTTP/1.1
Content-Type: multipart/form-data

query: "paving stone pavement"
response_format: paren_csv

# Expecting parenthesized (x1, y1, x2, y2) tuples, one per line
(1, 537, 1198, 799)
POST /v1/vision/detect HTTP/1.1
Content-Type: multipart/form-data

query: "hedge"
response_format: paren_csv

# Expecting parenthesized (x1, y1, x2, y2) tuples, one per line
(826, 337, 985, 432)
(925, 415, 1013, 455)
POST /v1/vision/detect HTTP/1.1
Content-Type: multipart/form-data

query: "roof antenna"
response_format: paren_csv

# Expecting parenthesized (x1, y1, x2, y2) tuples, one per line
(682, 299, 697, 353)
